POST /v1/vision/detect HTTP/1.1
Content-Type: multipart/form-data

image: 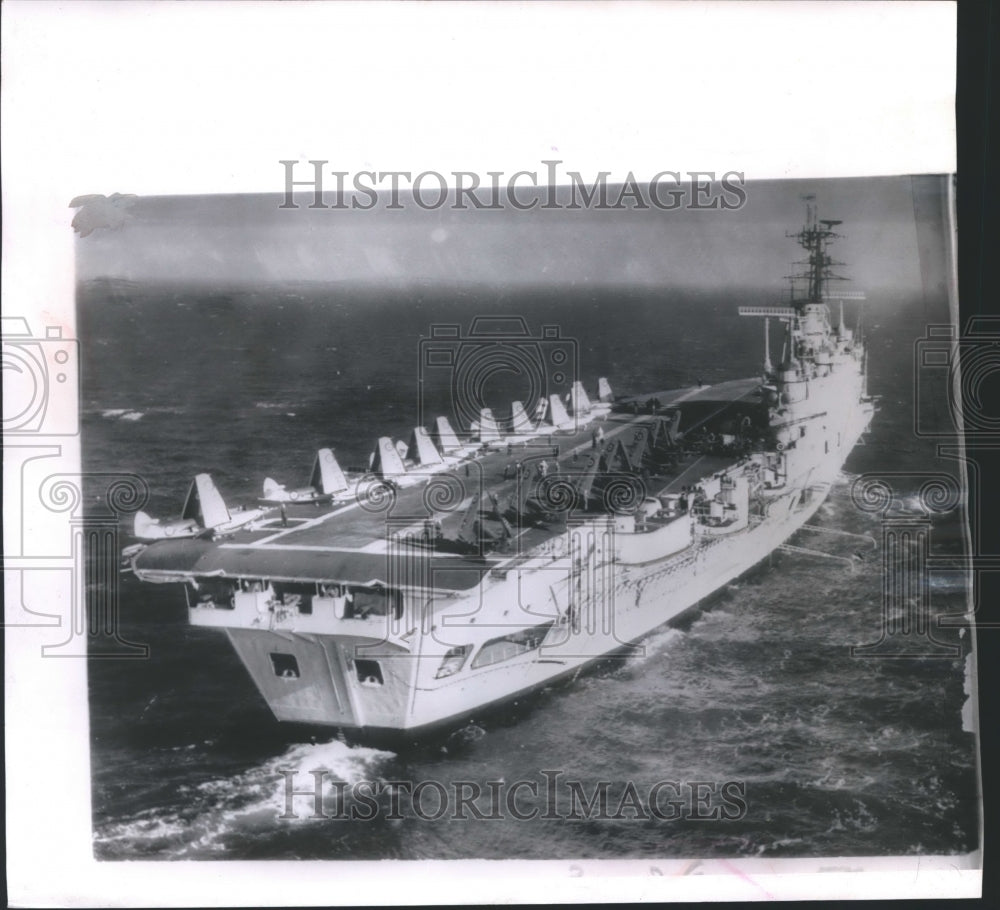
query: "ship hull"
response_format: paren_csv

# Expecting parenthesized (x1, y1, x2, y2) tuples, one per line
(127, 209, 875, 744)
(221, 398, 873, 742)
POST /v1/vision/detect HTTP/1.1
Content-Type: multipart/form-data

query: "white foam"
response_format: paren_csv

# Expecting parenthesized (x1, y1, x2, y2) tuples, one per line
(93, 739, 394, 857)
(962, 651, 975, 733)
(101, 408, 144, 421)
(627, 627, 684, 665)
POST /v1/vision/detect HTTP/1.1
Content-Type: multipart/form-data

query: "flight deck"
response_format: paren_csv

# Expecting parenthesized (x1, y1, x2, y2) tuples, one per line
(132, 377, 765, 591)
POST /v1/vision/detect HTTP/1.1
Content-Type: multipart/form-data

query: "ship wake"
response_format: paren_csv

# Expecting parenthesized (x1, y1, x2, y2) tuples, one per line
(93, 739, 394, 859)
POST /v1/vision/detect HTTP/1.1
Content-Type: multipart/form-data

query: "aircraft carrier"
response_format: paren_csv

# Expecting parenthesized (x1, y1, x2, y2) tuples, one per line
(123, 207, 876, 742)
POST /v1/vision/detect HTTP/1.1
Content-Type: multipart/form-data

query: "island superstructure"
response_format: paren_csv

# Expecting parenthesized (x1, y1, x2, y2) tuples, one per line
(125, 208, 875, 740)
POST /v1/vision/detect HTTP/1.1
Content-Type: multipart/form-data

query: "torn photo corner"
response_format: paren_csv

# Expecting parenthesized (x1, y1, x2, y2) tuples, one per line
(2, 1, 981, 906)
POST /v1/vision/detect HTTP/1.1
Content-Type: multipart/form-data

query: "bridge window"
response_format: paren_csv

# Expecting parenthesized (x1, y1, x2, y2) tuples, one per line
(436, 645, 472, 679)
(471, 622, 554, 670)
(269, 653, 300, 680)
(355, 659, 384, 686)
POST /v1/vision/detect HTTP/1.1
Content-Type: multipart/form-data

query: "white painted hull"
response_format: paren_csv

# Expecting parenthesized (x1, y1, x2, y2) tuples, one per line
(219, 389, 873, 737)
(403, 401, 873, 733)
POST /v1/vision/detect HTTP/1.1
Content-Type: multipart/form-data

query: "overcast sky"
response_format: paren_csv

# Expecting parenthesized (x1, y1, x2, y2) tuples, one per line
(75, 175, 938, 296)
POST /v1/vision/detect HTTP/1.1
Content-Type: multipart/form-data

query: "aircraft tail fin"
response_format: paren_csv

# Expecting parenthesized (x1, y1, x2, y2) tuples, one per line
(134, 510, 158, 539)
(548, 394, 572, 428)
(597, 377, 613, 402)
(183, 473, 231, 529)
(431, 416, 462, 454)
(407, 427, 443, 466)
(262, 477, 283, 499)
(371, 437, 407, 480)
(510, 401, 534, 434)
(570, 381, 592, 415)
(311, 448, 348, 494)
(478, 408, 501, 443)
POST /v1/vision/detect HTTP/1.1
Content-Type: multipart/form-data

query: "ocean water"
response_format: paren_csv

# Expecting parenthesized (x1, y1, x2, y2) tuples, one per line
(80, 282, 979, 860)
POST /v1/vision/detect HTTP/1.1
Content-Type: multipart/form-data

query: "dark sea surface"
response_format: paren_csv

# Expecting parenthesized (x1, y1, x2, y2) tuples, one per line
(80, 281, 979, 860)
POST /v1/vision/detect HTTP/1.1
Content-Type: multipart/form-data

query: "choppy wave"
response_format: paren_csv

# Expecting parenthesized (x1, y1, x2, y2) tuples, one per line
(625, 626, 684, 665)
(82, 287, 979, 861)
(94, 739, 394, 858)
(101, 408, 145, 421)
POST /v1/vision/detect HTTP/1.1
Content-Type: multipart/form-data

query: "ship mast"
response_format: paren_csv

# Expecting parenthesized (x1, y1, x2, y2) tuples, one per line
(785, 198, 846, 307)
(739, 200, 864, 379)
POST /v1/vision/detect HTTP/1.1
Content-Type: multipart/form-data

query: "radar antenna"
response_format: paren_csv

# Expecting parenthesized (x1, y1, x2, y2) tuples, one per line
(785, 204, 847, 305)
